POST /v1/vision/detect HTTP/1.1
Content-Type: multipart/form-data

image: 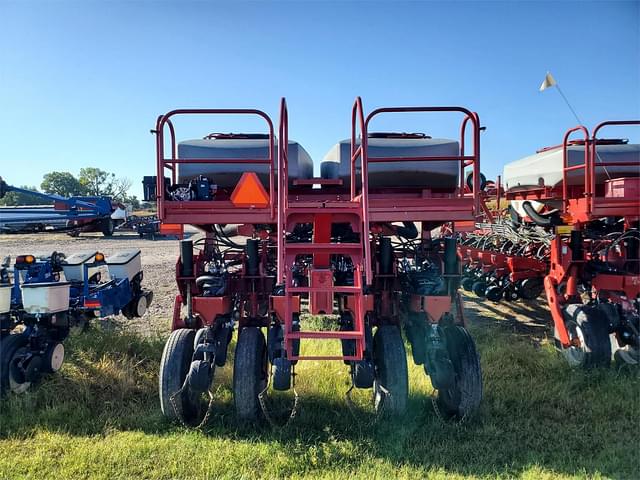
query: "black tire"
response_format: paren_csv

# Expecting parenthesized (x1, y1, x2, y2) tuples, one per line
(472, 281, 487, 298)
(461, 277, 475, 292)
(352, 360, 375, 389)
(0, 333, 29, 396)
(373, 325, 408, 416)
(519, 277, 544, 300)
(233, 327, 268, 422)
(560, 304, 611, 368)
(503, 287, 519, 302)
(101, 218, 115, 237)
(436, 325, 483, 420)
(485, 285, 502, 302)
(611, 335, 639, 366)
(159, 329, 200, 424)
(406, 312, 427, 365)
(272, 356, 291, 391)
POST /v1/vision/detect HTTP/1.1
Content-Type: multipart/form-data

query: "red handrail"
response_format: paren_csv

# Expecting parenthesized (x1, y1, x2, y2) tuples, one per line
(278, 98, 289, 284)
(350, 98, 371, 283)
(561, 126, 590, 214)
(364, 107, 480, 217)
(155, 108, 276, 221)
(460, 111, 482, 216)
(590, 120, 640, 213)
(351, 99, 482, 284)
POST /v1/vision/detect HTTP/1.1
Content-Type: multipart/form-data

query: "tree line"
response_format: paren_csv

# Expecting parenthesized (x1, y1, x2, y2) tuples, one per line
(0, 168, 140, 208)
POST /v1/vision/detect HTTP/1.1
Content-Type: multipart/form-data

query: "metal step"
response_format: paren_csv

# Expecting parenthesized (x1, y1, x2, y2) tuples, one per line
(286, 286, 360, 294)
(283, 243, 362, 254)
(286, 330, 363, 340)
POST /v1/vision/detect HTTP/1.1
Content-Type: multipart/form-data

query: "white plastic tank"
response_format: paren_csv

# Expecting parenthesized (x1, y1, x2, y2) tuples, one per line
(0, 284, 11, 314)
(21, 282, 71, 314)
(503, 142, 640, 191)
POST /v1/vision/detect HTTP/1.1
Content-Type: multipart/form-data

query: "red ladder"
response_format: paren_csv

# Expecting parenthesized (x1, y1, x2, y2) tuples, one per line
(282, 205, 367, 361)
(278, 99, 367, 361)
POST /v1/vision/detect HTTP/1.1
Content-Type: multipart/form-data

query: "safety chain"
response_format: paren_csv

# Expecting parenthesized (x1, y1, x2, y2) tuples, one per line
(258, 364, 300, 428)
(198, 388, 217, 429)
(431, 391, 469, 427)
(344, 381, 390, 425)
(169, 360, 217, 430)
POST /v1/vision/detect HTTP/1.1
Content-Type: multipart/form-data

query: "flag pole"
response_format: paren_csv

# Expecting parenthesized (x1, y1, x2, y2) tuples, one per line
(554, 84, 583, 126)
(542, 72, 611, 178)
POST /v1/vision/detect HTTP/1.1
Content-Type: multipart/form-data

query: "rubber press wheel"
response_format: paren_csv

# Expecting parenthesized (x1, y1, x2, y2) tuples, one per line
(373, 325, 408, 416)
(435, 325, 483, 421)
(559, 304, 611, 368)
(0, 333, 29, 396)
(461, 277, 475, 292)
(472, 281, 487, 298)
(159, 329, 201, 424)
(233, 327, 268, 422)
(485, 285, 503, 303)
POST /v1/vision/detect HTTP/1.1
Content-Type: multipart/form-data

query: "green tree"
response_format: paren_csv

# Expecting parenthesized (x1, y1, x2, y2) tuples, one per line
(41, 171, 85, 197)
(112, 177, 133, 202)
(0, 185, 47, 206)
(78, 167, 133, 203)
(123, 194, 141, 210)
(78, 167, 116, 196)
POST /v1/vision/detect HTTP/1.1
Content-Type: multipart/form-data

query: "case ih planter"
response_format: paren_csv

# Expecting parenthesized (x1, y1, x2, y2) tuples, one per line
(151, 98, 484, 426)
(458, 222, 550, 302)
(0, 250, 152, 395)
(466, 121, 639, 368)
(507, 121, 640, 367)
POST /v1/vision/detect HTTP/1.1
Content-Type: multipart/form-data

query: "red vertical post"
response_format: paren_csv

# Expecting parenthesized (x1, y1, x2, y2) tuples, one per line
(496, 174, 501, 218)
(278, 98, 289, 285)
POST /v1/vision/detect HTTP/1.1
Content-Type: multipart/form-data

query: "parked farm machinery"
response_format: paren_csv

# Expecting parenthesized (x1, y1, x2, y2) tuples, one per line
(0, 177, 121, 236)
(459, 120, 639, 368)
(0, 249, 152, 395)
(458, 221, 551, 302)
(150, 98, 484, 426)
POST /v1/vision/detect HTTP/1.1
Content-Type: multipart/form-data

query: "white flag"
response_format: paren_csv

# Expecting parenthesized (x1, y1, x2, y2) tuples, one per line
(539, 72, 557, 92)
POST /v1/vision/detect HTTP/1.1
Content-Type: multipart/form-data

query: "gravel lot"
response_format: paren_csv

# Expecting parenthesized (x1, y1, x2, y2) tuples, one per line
(0, 232, 182, 336)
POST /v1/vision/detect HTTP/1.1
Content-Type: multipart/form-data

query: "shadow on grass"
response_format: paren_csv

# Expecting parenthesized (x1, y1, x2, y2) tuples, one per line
(462, 293, 553, 347)
(1, 322, 638, 478)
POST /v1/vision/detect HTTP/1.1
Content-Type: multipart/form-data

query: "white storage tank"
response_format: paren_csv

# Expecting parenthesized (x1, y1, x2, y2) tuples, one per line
(21, 282, 71, 314)
(61, 252, 98, 282)
(503, 141, 640, 191)
(0, 284, 11, 314)
(176, 134, 314, 189)
(107, 250, 142, 282)
(320, 133, 461, 191)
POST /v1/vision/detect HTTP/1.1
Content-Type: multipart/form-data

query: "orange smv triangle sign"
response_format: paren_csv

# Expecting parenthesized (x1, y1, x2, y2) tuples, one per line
(230, 172, 270, 208)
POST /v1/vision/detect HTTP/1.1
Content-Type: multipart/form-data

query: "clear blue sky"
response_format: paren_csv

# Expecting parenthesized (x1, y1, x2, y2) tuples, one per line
(2, 0, 639, 198)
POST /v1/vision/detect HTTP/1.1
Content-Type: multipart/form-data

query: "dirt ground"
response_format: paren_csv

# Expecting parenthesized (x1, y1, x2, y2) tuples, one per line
(0, 231, 555, 339)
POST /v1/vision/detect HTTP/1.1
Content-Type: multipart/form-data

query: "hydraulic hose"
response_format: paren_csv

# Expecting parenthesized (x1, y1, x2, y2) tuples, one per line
(395, 222, 418, 239)
(522, 201, 561, 227)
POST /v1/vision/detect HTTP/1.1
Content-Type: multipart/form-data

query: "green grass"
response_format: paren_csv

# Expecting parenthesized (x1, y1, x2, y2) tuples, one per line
(1, 322, 639, 480)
